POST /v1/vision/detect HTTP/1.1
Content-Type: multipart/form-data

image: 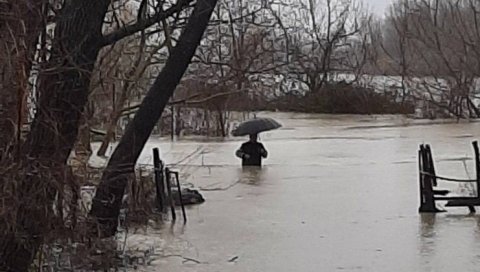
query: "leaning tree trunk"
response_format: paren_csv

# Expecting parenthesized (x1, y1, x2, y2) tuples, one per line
(90, 0, 219, 237)
(0, 1, 110, 270)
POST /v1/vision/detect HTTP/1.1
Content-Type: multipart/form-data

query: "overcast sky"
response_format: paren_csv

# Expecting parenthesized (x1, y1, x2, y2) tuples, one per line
(367, 0, 393, 17)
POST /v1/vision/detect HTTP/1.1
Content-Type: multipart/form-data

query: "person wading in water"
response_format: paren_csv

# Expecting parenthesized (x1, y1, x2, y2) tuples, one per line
(235, 133, 268, 166)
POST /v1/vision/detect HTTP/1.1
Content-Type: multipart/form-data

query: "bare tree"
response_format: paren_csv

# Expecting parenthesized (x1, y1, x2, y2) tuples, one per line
(0, 0, 201, 270)
(90, 0, 218, 237)
(167, 0, 289, 136)
(92, 1, 194, 155)
(383, 0, 480, 118)
(283, 0, 372, 93)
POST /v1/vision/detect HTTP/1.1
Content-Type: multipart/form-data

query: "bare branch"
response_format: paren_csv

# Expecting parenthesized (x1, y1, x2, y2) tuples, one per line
(101, 0, 195, 47)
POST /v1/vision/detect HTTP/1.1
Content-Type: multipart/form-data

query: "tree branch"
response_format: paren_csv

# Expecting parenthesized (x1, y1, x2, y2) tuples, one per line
(91, 0, 218, 237)
(100, 0, 195, 47)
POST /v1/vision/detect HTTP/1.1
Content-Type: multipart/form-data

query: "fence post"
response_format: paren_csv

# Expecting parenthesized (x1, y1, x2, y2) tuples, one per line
(419, 144, 438, 212)
(173, 171, 187, 223)
(425, 145, 437, 186)
(153, 148, 165, 212)
(418, 146, 425, 210)
(165, 167, 176, 221)
(473, 141, 480, 197)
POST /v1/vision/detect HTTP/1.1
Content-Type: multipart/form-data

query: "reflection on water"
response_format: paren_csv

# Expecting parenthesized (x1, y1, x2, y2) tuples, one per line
(418, 214, 436, 258)
(415, 212, 480, 272)
(419, 214, 436, 238)
(237, 166, 266, 185)
(131, 113, 480, 272)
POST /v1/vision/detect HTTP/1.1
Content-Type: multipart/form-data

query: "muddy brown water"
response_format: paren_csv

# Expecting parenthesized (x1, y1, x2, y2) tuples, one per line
(126, 113, 480, 272)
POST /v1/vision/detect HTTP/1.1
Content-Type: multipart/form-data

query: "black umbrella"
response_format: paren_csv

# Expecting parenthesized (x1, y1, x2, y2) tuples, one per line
(232, 117, 282, 136)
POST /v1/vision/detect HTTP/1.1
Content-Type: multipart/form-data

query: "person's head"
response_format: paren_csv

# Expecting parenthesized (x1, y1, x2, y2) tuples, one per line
(249, 134, 258, 142)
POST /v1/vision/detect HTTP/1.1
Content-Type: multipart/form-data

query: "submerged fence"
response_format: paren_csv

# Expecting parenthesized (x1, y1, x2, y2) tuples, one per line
(418, 141, 480, 213)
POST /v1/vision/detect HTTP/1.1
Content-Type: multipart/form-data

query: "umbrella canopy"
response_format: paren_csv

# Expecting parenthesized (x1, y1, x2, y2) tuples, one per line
(232, 117, 282, 136)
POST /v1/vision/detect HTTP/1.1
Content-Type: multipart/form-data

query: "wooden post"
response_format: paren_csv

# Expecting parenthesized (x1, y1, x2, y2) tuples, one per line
(173, 171, 187, 223)
(473, 141, 480, 196)
(425, 145, 437, 186)
(418, 146, 425, 210)
(153, 148, 165, 212)
(419, 144, 438, 213)
(471, 141, 480, 213)
(171, 105, 175, 141)
(165, 167, 176, 221)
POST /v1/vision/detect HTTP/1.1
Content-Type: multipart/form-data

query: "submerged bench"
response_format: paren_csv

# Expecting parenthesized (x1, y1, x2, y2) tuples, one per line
(418, 141, 480, 213)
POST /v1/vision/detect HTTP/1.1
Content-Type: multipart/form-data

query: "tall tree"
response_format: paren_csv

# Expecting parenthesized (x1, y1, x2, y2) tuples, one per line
(1, 0, 197, 270)
(286, 0, 372, 93)
(1, 1, 111, 269)
(382, 0, 480, 117)
(90, 0, 219, 237)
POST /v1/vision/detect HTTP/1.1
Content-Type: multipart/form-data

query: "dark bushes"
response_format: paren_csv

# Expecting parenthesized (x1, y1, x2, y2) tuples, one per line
(265, 83, 414, 114)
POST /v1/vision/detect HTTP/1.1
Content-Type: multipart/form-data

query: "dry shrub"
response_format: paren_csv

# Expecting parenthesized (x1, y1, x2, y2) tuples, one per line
(267, 83, 415, 114)
(0, 157, 160, 270)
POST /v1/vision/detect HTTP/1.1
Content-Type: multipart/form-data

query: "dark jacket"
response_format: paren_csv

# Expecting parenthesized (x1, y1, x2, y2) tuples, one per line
(235, 141, 268, 166)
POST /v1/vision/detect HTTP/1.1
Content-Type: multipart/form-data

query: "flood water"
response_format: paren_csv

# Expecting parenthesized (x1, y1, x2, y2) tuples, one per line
(127, 113, 480, 272)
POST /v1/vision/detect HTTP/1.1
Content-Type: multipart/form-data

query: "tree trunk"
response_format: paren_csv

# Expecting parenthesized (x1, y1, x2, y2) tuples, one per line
(72, 108, 93, 184)
(90, 0, 219, 237)
(0, 0, 110, 270)
(216, 107, 226, 137)
(23, 0, 109, 160)
(76, 106, 93, 157)
(175, 105, 182, 136)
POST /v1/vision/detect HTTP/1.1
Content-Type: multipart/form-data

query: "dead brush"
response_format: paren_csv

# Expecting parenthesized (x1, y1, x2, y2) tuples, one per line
(0, 157, 160, 271)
